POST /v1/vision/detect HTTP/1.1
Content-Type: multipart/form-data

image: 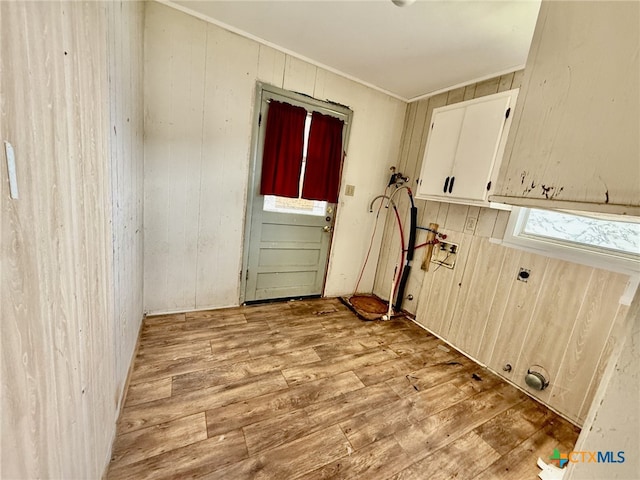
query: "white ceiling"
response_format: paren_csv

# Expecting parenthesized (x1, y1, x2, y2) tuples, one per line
(169, 0, 541, 101)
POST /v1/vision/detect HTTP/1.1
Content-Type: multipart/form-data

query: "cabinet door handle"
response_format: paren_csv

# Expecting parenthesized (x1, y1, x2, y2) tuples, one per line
(443, 176, 450, 193)
(449, 176, 455, 193)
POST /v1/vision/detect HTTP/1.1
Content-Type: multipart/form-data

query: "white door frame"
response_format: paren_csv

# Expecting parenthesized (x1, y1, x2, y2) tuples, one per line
(239, 82, 353, 304)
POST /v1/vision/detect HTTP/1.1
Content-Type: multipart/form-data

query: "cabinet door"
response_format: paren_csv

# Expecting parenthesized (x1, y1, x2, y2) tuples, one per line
(417, 107, 465, 197)
(450, 95, 511, 201)
(491, 2, 639, 214)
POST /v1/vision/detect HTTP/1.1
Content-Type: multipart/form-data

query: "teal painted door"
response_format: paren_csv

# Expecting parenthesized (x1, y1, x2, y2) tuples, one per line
(245, 196, 334, 302)
(243, 87, 349, 302)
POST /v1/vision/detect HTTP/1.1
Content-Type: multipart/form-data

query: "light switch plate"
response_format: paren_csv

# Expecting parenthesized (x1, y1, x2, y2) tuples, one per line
(465, 216, 477, 232)
(345, 184, 355, 196)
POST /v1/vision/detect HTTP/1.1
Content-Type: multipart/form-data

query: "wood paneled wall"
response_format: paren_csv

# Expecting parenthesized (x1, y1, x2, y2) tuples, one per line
(373, 73, 631, 425)
(108, 0, 146, 410)
(374, 73, 524, 311)
(566, 289, 639, 479)
(143, 2, 406, 313)
(1, 2, 144, 478)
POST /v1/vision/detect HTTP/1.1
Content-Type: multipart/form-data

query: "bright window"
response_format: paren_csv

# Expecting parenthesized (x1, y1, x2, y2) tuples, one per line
(263, 196, 327, 216)
(502, 207, 640, 275)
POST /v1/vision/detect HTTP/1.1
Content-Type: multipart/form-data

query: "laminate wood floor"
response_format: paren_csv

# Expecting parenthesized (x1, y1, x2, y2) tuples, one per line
(107, 298, 579, 480)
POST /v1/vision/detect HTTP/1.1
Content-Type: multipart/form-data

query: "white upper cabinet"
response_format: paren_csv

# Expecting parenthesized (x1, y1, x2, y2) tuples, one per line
(416, 89, 518, 207)
(490, 2, 639, 215)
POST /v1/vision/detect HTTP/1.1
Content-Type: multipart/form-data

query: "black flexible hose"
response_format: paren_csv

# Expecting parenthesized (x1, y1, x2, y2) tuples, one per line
(406, 206, 417, 261)
(394, 191, 417, 311)
(394, 266, 411, 312)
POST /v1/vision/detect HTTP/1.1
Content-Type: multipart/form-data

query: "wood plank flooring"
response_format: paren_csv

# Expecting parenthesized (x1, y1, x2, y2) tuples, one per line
(107, 298, 579, 479)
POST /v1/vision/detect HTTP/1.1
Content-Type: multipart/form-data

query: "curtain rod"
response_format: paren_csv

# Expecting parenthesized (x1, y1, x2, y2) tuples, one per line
(265, 98, 351, 121)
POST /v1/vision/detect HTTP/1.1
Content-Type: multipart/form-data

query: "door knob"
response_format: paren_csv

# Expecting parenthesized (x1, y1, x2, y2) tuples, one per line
(322, 225, 332, 232)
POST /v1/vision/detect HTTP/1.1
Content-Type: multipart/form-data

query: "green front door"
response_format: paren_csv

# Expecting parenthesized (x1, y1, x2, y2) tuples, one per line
(242, 85, 350, 303)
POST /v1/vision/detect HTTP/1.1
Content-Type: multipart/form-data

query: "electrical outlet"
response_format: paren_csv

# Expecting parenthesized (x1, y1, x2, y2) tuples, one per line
(431, 241, 458, 269)
(345, 184, 356, 196)
(465, 216, 477, 232)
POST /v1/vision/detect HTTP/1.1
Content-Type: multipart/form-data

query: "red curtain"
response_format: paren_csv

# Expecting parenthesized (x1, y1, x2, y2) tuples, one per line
(302, 112, 345, 203)
(260, 101, 307, 198)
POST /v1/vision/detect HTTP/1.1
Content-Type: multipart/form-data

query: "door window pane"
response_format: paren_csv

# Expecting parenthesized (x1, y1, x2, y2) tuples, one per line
(263, 195, 327, 216)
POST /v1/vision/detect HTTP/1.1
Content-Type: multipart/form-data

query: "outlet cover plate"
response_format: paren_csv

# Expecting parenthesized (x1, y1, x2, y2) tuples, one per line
(431, 241, 458, 269)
